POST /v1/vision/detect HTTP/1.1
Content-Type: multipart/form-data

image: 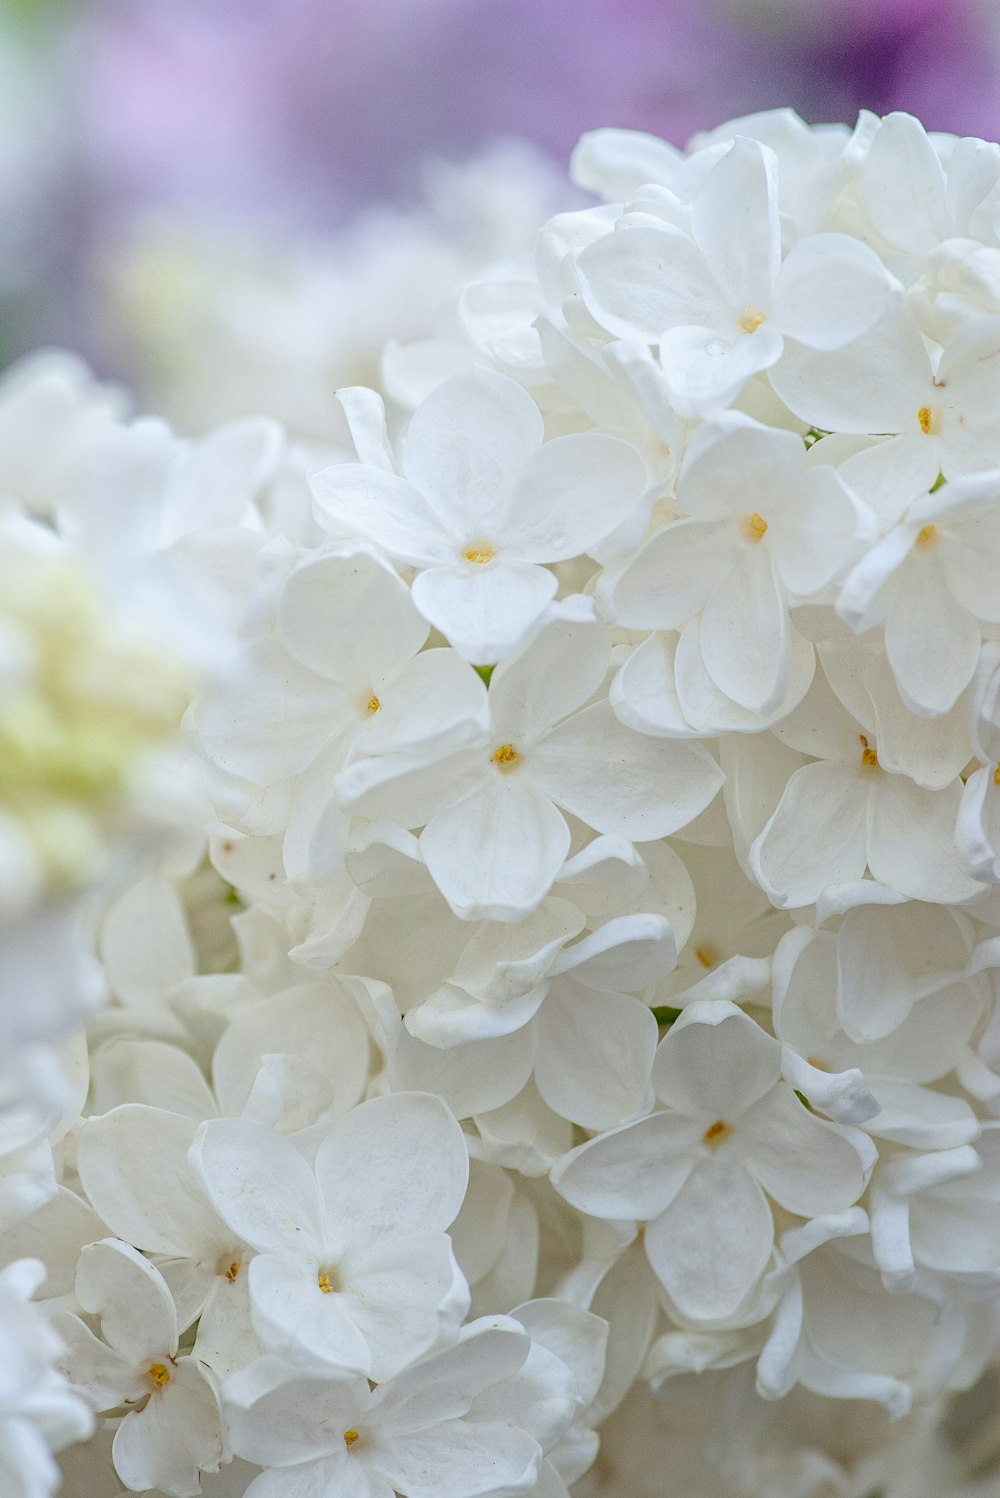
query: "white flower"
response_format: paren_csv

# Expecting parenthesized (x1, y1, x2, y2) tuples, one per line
(337, 600, 722, 920)
(551, 1001, 875, 1323)
(191, 1093, 470, 1379)
(222, 1315, 581, 1498)
(405, 908, 675, 1130)
(52, 1239, 223, 1498)
(605, 413, 872, 714)
(837, 470, 1000, 716)
(310, 368, 647, 662)
(748, 665, 983, 908)
(575, 137, 897, 416)
(773, 310, 1000, 502)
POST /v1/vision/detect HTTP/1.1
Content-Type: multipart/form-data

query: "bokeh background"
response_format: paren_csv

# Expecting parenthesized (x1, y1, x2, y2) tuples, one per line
(4, 0, 1000, 419)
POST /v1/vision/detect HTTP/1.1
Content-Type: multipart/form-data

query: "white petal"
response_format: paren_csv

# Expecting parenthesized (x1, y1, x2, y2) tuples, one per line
(279, 551, 427, 689)
(554, 913, 676, 990)
(606, 521, 731, 631)
(867, 775, 985, 903)
(196, 642, 345, 783)
(403, 367, 543, 529)
(612, 632, 700, 738)
(191, 1119, 324, 1259)
(651, 1000, 780, 1119)
(501, 432, 646, 562)
(550, 1112, 701, 1221)
(339, 1233, 468, 1381)
(740, 1088, 873, 1215)
(676, 615, 814, 735)
(421, 776, 570, 921)
(310, 464, 456, 564)
(111, 1359, 222, 1498)
(377, 1419, 539, 1498)
(99, 877, 193, 1007)
(247, 1254, 371, 1374)
(957, 766, 1000, 882)
(884, 564, 980, 715)
(772, 234, 897, 350)
(699, 548, 790, 715)
(769, 308, 931, 433)
(644, 1156, 773, 1321)
(78, 1106, 218, 1259)
(534, 983, 657, 1130)
(489, 598, 609, 743)
(692, 138, 780, 311)
(50, 1309, 138, 1409)
(211, 983, 369, 1122)
(89, 1037, 217, 1119)
(359, 647, 489, 758)
(860, 112, 949, 254)
(530, 701, 724, 841)
(577, 226, 723, 342)
(375, 1318, 530, 1431)
(75, 1239, 176, 1364)
(750, 763, 868, 909)
(223, 1357, 367, 1467)
(660, 323, 784, 418)
(411, 561, 556, 663)
(315, 1092, 469, 1253)
(570, 127, 681, 199)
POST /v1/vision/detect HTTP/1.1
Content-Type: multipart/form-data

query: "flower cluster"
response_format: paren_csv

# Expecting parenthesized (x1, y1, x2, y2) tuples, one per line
(7, 107, 1000, 1498)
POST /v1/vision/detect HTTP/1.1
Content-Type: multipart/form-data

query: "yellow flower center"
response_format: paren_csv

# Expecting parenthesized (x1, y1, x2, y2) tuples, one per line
(917, 406, 935, 435)
(318, 1270, 336, 1294)
(740, 310, 766, 334)
(702, 1120, 732, 1147)
(694, 946, 715, 969)
(745, 512, 768, 543)
(462, 543, 497, 565)
(859, 734, 879, 769)
(491, 742, 521, 770)
(343, 1429, 361, 1449)
(148, 1362, 171, 1389)
(915, 523, 939, 549)
(994, 760, 1000, 786)
(366, 695, 381, 714)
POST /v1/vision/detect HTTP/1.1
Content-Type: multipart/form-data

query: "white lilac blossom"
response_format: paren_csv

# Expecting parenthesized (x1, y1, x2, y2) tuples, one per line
(9, 106, 1000, 1498)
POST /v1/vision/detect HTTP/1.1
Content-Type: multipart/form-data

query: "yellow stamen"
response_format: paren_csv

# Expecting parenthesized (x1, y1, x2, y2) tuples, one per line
(745, 511, 768, 542)
(694, 946, 714, 969)
(224, 1261, 240, 1284)
(462, 543, 496, 565)
(491, 742, 521, 770)
(343, 1429, 360, 1449)
(859, 734, 879, 769)
(148, 1363, 171, 1389)
(994, 760, 1000, 786)
(917, 406, 934, 435)
(740, 310, 766, 334)
(807, 1056, 830, 1072)
(703, 1120, 732, 1146)
(366, 695, 381, 714)
(915, 523, 938, 549)
(318, 1271, 335, 1294)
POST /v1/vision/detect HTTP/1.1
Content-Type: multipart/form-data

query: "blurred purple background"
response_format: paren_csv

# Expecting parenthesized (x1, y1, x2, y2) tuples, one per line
(5, 0, 1000, 378)
(75, 0, 1000, 227)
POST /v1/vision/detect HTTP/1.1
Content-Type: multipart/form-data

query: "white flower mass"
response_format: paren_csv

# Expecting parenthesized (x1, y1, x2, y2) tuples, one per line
(6, 107, 1000, 1497)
